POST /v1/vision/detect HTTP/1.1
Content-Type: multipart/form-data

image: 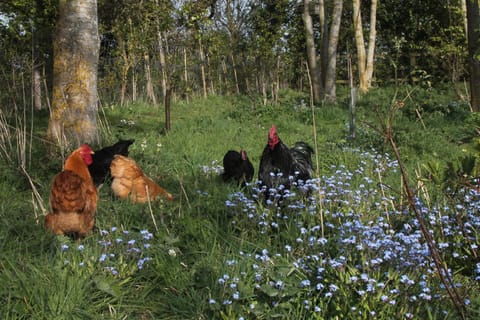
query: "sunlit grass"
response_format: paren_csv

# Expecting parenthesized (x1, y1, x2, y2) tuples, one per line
(0, 87, 479, 318)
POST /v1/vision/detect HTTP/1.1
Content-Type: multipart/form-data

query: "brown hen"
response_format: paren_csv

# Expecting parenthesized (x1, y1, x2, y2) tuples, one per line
(45, 144, 98, 239)
(110, 155, 173, 203)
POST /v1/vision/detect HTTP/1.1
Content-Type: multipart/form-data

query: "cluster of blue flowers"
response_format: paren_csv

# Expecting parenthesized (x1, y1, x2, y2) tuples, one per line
(200, 160, 224, 176)
(214, 148, 480, 318)
(60, 227, 154, 277)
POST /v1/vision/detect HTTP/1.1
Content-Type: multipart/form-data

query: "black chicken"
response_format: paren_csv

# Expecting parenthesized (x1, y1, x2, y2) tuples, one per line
(258, 125, 314, 191)
(221, 149, 254, 186)
(88, 139, 135, 186)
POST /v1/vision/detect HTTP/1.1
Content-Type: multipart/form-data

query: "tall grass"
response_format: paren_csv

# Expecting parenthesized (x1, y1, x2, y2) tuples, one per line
(0, 87, 479, 319)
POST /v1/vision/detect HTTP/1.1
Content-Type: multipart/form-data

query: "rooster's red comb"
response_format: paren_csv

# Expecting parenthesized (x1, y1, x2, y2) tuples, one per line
(269, 125, 277, 137)
(79, 144, 93, 153)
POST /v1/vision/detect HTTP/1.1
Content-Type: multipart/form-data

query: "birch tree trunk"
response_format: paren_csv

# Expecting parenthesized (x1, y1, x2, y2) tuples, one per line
(366, 0, 377, 86)
(183, 46, 189, 103)
(353, 0, 377, 93)
(324, 0, 343, 102)
(461, 0, 468, 36)
(33, 67, 42, 110)
(144, 53, 157, 105)
(199, 38, 207, 98)
(302, 0, 323, 104)
(47, 0, 99, 148)
(157, 31, 168, 101)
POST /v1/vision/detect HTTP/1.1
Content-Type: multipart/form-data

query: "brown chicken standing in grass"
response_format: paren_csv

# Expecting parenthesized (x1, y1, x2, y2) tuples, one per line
(45, 144, 98, 239)
(110, 155, 173, 203)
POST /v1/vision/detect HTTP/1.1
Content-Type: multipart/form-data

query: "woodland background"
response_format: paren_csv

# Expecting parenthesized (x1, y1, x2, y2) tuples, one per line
(0, 0, 478, 117)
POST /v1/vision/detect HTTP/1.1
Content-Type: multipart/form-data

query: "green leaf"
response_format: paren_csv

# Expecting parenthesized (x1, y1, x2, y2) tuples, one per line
(92, 276, 120, 297)
(259, 283, 279, 297)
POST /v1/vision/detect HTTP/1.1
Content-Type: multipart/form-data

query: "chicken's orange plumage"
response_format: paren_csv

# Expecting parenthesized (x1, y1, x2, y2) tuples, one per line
(110, 155, 173, 203)
(45, 144, 98, 239)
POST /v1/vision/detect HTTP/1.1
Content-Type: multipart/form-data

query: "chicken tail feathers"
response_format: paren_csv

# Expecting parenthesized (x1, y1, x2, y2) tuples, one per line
(111, 139, 135, 156)
(290, 141, 314, 181)
(291, 142, 314, 157)
(148, 182, 174, 202)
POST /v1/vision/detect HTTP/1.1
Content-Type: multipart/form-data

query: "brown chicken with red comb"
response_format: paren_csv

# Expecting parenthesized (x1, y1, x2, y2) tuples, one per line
(45, 144, 98, 239)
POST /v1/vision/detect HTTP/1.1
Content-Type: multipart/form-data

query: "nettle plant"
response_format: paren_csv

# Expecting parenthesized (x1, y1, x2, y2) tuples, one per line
(210, 149, 480, 319)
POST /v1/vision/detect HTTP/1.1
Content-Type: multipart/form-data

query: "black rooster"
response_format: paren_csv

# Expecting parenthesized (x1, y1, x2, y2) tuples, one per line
(89, 139, 135, 186)
(258, 125, 313, 190)
(221, 149, 254, 186)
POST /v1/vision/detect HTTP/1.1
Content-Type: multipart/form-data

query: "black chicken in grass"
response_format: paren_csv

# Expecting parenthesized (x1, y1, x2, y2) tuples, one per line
(88, 139, 135, 186)
(221, 149, 254, 186)
(290, 141, 315, 182)
(258, 125, 314, 191)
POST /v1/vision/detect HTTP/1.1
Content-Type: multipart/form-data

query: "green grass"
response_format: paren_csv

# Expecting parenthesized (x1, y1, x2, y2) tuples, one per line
(0, 87, 479, 319)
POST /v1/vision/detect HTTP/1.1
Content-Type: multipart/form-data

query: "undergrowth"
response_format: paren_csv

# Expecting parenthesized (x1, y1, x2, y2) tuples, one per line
(0, 87, 479, 319)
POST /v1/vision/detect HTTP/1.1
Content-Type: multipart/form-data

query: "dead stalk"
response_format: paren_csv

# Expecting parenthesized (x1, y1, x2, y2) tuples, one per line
(369, 99, 467, 318)
(376, 170, 391, 223)
(305, 60, 324, 238)
(145, 185, 159, 233)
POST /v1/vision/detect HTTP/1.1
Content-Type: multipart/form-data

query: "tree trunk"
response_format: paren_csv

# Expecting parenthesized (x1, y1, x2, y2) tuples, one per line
(207, 52, 215, 94)
(119, 40, 129, 106)
(273, 55, 280, 104)
(157, 31, 168, 101)
(47, 0, 99, 148)
(199, 38, 208, 98)
(318, 0, 329, 88)
(353, 0, 377, 93)
(324, 0, 343, 102)
(33, 66, 42, 110)
(183, 46, 189, 103)
(131, 68, 137, 102)
(165, 87, 171, 132)
(144, 53, 157, 105)
(466, 0, 480, 112)
(260, 71, 267, 105)
(353, 0, 366, 92)
(302, 0, 323, 104)
(231, 53, 240, 94)
(221, 57, 228, 94)
(365, 0, 378, 85)
(461, 0, 468, 36)
(348, 55, 357, 139)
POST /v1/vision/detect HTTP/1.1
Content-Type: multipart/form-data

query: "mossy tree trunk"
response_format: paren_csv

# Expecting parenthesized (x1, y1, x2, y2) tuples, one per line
(47, 0, 99, 149)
